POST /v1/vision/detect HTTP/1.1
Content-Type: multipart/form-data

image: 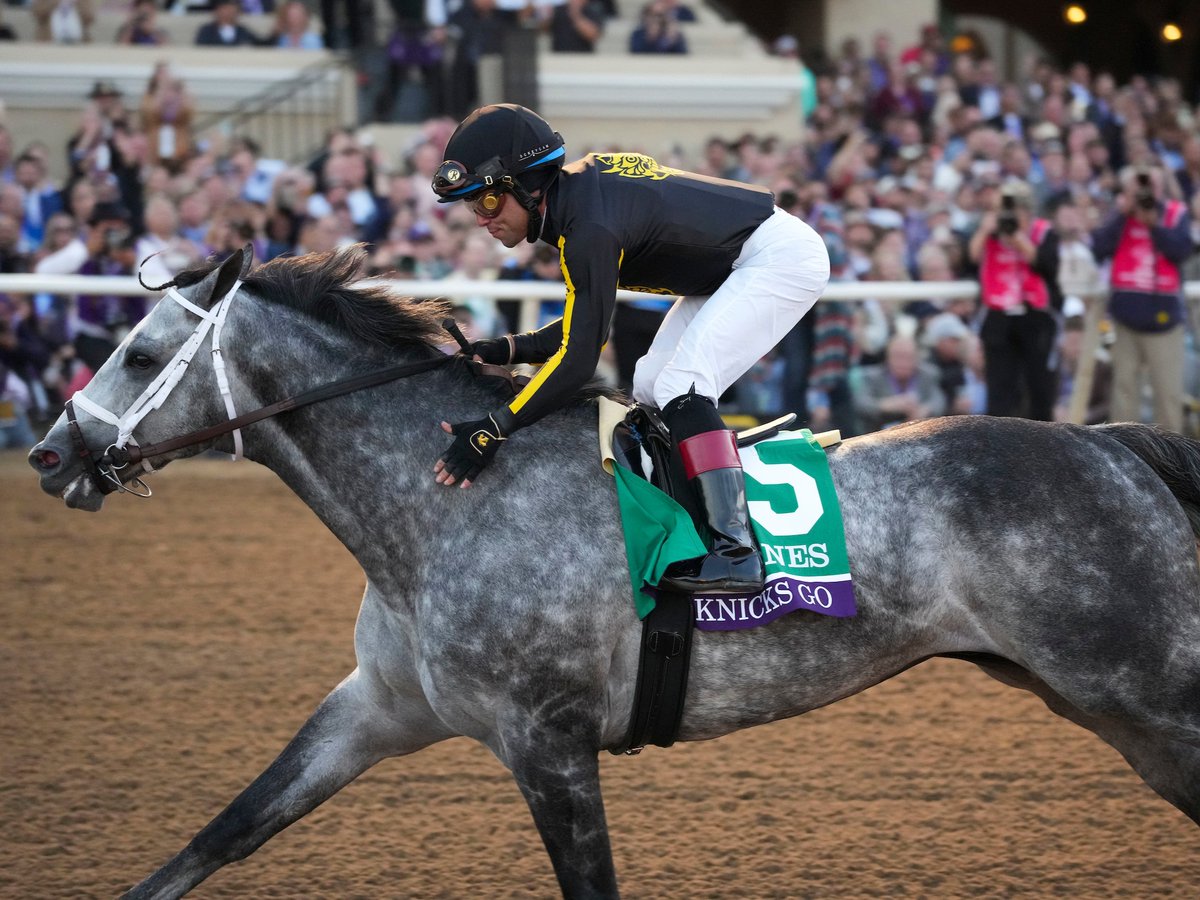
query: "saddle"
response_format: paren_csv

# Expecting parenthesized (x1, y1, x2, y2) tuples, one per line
(610, 403, 798, 500)
(607, 403, 797, 755)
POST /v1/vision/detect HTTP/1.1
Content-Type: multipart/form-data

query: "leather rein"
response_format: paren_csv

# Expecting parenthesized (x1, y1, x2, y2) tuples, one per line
(73, 352, 456, 472)
(65, 286, 521, 498)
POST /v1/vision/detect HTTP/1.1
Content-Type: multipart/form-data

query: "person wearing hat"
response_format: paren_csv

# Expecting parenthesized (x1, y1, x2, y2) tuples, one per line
(195, 0, 262, 46)
(89, 79, 121, 102)
(430, 103, 830, 595)
(967, 180, 1061, 421)
(79, 80, 130, 150)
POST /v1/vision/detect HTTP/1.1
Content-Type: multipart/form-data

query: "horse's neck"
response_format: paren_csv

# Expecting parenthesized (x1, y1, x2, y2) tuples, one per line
(231, 324, 499, 587)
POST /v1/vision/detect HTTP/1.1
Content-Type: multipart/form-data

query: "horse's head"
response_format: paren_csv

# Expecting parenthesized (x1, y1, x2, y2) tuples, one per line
(29, 247, 253, 510)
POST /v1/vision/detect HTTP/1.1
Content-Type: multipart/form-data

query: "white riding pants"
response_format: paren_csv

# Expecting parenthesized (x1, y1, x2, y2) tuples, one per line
(631, 207, 830, 409)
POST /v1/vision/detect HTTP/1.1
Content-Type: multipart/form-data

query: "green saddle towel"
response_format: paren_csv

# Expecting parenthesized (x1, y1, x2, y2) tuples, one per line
(612, 428, 857, 628)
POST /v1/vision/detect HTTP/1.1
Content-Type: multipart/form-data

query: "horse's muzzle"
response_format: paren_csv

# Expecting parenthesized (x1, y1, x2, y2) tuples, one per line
(28, 433, 103, 510)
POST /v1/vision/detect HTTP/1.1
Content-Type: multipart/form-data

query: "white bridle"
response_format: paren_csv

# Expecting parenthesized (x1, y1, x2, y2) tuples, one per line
(69, 281, 245, 492)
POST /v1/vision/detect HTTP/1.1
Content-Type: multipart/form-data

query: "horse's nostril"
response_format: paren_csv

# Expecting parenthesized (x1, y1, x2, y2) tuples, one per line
(33, 448, 61, 470)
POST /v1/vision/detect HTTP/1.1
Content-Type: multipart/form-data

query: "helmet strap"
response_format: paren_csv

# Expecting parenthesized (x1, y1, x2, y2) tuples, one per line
(500, 174, 550, 244)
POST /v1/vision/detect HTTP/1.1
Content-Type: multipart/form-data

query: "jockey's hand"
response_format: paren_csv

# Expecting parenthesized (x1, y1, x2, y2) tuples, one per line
(434, 413, 509, 488)
(469, 335, 515, 365)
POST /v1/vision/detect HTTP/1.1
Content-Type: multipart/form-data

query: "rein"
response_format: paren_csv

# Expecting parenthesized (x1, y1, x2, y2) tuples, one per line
(65, 275, 493, 497)
(97, 352, 455, 469)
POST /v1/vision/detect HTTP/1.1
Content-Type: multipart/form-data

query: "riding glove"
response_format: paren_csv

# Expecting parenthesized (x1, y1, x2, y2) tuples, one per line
(469, 336, 515, 366)
(439, 412, 510, 483)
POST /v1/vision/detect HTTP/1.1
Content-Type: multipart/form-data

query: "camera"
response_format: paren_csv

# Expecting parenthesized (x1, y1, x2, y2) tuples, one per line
(1135, 171, 1156, 211)
(996, 193, 1019, 237)
(104, 226, 131, 250)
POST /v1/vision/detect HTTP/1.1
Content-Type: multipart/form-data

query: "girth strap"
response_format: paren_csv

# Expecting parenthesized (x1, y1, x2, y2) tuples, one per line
(611, 588, 695, 755)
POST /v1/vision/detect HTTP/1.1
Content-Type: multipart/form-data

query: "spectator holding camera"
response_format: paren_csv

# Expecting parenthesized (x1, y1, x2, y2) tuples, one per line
(71, 202, 145, 372)
(116, 0, 169, 46)
(1092, 166, 1194, 432)
(629, 1, 686, 54)
(967, 181, 1060, 421)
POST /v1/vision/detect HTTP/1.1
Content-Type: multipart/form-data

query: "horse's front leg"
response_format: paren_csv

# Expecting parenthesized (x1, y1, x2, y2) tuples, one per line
(124, 670, 453, 900)
(502, 721, 620, 900)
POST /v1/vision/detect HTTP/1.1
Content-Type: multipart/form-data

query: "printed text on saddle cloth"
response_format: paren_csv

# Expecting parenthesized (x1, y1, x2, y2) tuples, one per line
(694, 431, 857, 630)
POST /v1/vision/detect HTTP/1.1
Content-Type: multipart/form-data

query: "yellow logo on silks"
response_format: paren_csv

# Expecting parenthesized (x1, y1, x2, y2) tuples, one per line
(595, 153, 680, 181)
(619, 284, 676, 295)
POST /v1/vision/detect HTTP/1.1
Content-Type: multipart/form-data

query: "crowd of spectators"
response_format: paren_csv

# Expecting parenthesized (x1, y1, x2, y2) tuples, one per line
(6, 0, 701, 117)
(8, 0, 701, 122)
(2, 14, 1200, 451)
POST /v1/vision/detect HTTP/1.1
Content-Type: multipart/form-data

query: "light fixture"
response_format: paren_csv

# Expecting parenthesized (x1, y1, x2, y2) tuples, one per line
(950, 34, 975, 54)
(1064, 4, 1087, 25)
(1162, 22, 1182, 41)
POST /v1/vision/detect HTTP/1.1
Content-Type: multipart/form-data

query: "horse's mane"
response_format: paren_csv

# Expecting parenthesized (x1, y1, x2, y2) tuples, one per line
(165, 245, 626, 407)
(166, 246, 449, 356)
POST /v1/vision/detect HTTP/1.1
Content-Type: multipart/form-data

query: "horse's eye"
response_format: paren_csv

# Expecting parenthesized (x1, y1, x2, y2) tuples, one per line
(127, 352, 155, 370)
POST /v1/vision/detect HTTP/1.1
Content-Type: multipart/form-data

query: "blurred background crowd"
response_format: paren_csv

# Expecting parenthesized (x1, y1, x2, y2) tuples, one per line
(1, 2, 1199, 450)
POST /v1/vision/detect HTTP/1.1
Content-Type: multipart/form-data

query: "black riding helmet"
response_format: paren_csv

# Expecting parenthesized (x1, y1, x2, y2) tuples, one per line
(432, 104, 565, 243)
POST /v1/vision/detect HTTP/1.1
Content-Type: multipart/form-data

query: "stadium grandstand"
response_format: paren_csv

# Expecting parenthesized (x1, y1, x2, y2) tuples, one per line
(0, 0, 1198, 447)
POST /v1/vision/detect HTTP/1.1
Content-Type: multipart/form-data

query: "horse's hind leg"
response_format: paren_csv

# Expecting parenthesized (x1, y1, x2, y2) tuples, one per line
(1044, 684, 1200, 823)
(123, 670, 454, 900)
(1088, 723, 1200, 825)
(500, 722, 620, 899)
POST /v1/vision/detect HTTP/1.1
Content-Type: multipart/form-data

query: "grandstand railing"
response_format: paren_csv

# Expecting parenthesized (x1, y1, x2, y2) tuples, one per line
(4, 274, 1198, 427)
(190, 56, 354, 163)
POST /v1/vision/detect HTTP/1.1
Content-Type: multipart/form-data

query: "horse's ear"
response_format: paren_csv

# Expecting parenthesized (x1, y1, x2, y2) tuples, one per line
(207, 247, 247, 309)
(238, 243, 255, 278)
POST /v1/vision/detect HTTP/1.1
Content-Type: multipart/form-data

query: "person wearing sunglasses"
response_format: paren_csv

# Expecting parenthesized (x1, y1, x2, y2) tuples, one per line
(430, 103, 830, 595)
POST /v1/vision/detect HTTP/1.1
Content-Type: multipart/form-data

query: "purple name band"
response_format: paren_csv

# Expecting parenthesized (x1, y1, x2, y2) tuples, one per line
(692, 575, 857, 631)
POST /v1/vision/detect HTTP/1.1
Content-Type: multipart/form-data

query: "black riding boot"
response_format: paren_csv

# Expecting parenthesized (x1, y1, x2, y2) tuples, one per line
(657, 392, 765, 595)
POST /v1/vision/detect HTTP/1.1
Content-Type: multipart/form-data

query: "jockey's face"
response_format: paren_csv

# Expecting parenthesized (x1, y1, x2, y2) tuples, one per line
(475, 190, 530, 248)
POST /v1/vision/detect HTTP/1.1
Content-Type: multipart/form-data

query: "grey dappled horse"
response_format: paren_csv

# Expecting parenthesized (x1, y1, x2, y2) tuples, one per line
(29, 247, 1200, 899)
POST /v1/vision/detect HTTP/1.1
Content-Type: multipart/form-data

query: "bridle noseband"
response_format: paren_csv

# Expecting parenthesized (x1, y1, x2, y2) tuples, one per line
(64, 283, 460, 498)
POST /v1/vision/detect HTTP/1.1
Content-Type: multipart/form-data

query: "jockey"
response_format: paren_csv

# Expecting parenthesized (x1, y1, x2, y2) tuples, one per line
(431, 103, 830, 594)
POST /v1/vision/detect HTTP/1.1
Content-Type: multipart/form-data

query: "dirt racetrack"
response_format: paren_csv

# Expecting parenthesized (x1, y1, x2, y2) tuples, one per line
(4, 451, 1199, 899)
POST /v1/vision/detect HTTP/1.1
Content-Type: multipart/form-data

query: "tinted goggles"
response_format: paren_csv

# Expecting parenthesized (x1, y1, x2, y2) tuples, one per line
(469, 189, 508, 219)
